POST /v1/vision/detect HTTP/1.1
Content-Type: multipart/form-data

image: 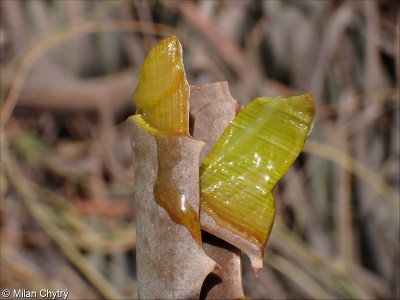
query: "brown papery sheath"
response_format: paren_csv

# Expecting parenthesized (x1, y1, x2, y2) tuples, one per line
(127, 117, 217, 299)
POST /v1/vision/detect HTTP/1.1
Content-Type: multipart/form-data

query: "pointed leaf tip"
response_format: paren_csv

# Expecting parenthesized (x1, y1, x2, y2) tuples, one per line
(253, 267, 261, 277)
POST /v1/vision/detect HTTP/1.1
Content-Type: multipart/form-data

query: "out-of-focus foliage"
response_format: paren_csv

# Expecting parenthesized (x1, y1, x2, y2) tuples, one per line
(1, 1, 398, 299)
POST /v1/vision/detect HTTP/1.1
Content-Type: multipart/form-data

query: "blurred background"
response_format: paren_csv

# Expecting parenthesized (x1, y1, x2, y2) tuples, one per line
(1, 0, 399, 299)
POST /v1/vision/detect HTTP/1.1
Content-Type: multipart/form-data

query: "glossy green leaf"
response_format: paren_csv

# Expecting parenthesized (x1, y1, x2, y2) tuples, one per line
(200, 93, 315, 251)
(133, 36, 189, 136)
(130, 36, 201, 245)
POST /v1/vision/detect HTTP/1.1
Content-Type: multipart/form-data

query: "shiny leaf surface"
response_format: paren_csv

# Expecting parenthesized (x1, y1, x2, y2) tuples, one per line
(133, 36, 189, 136)
(131, 36, 201, 244)
(200, 93, 315, 250)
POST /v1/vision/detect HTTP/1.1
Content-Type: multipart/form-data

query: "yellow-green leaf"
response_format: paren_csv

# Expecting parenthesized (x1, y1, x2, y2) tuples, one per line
(130, 36, 202, 245)
(200, 93, 315, 251)
(133, 36, 189, 136)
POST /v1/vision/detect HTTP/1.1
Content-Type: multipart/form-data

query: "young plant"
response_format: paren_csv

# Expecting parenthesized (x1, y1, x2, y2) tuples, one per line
(127, 36, 315, 299)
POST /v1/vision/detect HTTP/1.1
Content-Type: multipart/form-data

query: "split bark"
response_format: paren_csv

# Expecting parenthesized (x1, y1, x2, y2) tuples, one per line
(128, 81, 246, 299)
(127, 118, 216, 299)
(190, 82, 245, 299)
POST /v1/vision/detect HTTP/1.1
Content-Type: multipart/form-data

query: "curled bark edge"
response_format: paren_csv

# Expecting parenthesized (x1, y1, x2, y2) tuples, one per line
(127, 117, 216, 299)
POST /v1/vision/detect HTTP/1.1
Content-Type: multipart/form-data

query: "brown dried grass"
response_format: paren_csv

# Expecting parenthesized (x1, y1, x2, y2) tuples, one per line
(1, 0, 398, 299)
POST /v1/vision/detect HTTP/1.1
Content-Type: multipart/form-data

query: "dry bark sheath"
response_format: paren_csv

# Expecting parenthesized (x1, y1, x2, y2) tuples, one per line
(127, 81, 244, 299)
(127, 118, 216, 299)
(127, 36, 315, 299)
(127, 36, 245, 299)
(190, 82, 245, 299)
